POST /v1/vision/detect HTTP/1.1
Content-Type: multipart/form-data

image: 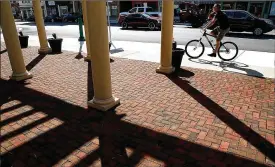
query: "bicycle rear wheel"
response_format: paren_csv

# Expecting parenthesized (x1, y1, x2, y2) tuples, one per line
(218, 42, 238, 61)
(185, 40, 205, 59)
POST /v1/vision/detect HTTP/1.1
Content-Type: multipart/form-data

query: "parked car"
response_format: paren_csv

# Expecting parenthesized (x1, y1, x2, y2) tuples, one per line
(62, 13, 79, 22)
(208, 10, 275, 36)
(118, 7, 160, 25)
(26, 15, 35, 22)
(121, 13, 161, 30)
(44, 15, 62, 22)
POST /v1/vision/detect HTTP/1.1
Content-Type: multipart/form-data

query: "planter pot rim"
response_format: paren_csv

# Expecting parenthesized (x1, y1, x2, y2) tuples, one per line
(48, 38, 63, 39)
(48, 38, 63, 41)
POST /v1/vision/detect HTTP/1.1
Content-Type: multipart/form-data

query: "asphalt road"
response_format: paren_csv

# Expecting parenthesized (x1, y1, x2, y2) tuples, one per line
(15, 22, 275, 53)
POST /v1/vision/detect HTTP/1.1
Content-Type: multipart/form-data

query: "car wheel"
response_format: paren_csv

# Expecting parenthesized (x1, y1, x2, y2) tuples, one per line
(253, 28, 263, 36)
(148, 22, 156, 30)
(63, 19, 67, 22)
(122, 22, 128, 29)
(51, 19, 54, 23)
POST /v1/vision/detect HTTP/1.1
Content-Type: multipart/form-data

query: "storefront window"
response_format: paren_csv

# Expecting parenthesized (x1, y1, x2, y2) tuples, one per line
(236, 2, 248, 10)
(270, 2, 275, 16)
(111, 6, 118, 16)
(249, 3, 264, 17)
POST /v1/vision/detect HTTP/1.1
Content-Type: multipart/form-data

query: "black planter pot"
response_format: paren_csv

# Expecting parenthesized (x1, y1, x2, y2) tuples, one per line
(18, 36, 29, 48)
(48, 38, 63, 54)
(172, 41, 177, 50)
(172, 48, 185, 73)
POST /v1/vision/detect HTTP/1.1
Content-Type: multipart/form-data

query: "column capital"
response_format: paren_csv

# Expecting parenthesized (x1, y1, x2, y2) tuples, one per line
(88, 96, 120, 111)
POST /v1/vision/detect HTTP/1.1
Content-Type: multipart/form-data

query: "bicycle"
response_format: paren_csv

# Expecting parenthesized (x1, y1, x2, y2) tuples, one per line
(185, 26, 239, 61)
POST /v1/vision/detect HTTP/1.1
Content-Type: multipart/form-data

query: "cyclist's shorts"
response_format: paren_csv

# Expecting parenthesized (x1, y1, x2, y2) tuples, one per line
(211, 27, 230, 41)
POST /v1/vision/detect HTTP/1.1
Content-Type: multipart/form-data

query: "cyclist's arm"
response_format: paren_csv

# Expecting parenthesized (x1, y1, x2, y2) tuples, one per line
(204, 18, 217, 29)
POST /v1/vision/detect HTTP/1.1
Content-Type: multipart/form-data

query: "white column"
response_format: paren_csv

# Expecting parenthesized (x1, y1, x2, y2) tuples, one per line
(58, 5, 61, 17)
(26, 10, 29, 18)
(73, 1, 76, 13)
(43, 1, 47, 17)
(21, 10, 24, 20)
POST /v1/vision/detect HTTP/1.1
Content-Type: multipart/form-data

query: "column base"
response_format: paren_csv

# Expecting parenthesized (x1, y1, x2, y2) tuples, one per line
(78, 37, 86, 41)
(84, 55, 91, 62)
(156, 65, 175, 74)
(10, 71, 33, 81)
(38, 47, 52, 54)
(88, 96, 120, 111)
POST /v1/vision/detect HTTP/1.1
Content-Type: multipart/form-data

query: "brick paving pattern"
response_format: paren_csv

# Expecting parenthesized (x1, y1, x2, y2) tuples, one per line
(1, 46, 275, 167)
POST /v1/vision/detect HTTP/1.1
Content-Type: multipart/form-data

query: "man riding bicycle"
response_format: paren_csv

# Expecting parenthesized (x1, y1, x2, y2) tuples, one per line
(204, 4, 230, 57)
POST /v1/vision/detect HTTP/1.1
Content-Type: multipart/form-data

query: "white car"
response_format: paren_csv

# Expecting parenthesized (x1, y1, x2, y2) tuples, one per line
(118, 7, 161, 25)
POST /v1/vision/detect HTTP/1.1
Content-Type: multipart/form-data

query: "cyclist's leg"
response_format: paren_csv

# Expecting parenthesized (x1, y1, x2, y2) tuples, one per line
(215, 27, 230, 53)
(210, 26, 219, 37)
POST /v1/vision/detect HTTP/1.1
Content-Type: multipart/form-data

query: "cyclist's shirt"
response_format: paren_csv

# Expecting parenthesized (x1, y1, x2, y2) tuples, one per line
(214, 11, 230, 30)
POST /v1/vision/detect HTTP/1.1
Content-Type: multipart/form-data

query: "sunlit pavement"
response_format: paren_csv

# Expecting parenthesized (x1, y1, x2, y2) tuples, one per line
(14, 21, 275, 53)
(1, 44, 275, 166)
(19, 36, 275, 79)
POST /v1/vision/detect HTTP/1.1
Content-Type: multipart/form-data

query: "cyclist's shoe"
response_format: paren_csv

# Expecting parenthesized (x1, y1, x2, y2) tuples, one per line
(207, 53, 216, 57)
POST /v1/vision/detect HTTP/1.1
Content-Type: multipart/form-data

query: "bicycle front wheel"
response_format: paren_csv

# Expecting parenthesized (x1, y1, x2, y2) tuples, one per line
(218, 42, 238, 61)
(185, 40, 205, 59)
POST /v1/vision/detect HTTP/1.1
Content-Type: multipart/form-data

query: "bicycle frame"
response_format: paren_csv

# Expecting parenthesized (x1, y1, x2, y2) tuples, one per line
(198, 30, 223, 50)
(197, 21, 225, 50)
(186, 21, 238, 61)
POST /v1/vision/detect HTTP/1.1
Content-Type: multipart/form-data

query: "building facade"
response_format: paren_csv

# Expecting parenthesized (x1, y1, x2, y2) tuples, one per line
(19, 1, 47, 20)
(45, 1, 81, 17)
(193, 1, 274, 19)
(11, 1, 21, 18)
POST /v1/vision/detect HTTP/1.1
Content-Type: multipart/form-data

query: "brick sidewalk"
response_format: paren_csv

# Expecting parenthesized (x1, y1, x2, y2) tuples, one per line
(1, 46, 274, 167)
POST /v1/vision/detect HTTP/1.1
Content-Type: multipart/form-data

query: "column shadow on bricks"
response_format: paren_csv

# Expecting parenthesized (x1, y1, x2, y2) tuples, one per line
(26, 54, 47, 71)
(0, 79, 272, 167)
(0, 49, 7, 54)
(188, 58, 264, 78)
(167, 75, 275, 163)
(87, 61, 94, 100)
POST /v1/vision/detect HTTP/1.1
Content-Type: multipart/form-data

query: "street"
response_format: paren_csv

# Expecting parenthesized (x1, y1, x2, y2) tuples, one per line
(15, 22, 275, 53)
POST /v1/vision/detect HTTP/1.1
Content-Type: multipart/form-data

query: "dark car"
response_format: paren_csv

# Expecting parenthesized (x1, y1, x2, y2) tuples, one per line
(62, 13, 79, 22)
(121, 13, 161, 30)
(44, 15, 62, 22)
(208, 10, 274, 36)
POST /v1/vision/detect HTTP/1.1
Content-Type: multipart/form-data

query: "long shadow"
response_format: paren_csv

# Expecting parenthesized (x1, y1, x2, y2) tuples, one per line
(26, 54, 47, 71)
(87, 61, 94, 101)
(188, 58, 264, 78)
(0, 76, 272, 166)
(167, 75, 275, 163)
(0, 49, 7, 54)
